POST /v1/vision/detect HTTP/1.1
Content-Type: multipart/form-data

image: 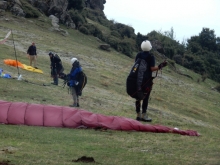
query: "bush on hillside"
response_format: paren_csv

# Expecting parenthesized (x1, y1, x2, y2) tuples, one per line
(106, 36, 120, 50)
(84, 8, 105, 21)
(173, 55, 183, 65)
(69, 10, 86, 29)
(147, 30, 185, 58)
(180, 54, 206, 73)
(20, 0, 41, 18)
(97, 16, 112, 27)
(84, 24, 103, 39)
(110, 23, 135, 39)
(83, 8, 112, 28)
(68, 0, 85, 10)
(111, 30, 121, 39)
(79, 26, 89, 35)
(117, 41, 133, 57)
(214, 84, 220, 92)
(167, 59, 175, 68)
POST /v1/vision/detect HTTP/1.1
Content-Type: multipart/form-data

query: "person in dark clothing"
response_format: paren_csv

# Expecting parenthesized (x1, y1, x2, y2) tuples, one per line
(67, 57, 83, 107)
(27, 42, 37, 68)
(48, 52, 64, 85)
(135, 40, 167, 122)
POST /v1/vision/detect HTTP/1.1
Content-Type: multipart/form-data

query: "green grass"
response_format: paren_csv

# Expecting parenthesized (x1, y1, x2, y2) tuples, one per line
(0, 12, 220, 165)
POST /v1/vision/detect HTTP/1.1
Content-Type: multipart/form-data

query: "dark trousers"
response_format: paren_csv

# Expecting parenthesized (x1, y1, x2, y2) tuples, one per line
(135, 90, 151, 113)
(51, 67, 64, 85)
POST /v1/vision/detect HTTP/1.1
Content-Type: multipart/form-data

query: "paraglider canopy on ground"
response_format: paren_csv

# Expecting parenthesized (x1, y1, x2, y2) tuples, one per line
(0, 100, 200, 136)
(4, 59, 43, 73)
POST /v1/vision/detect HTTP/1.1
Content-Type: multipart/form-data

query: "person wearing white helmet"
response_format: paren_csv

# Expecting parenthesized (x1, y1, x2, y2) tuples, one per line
(134, 40, 167, 122)
(67, 57, 82, 107)
(48, 52, 64, 85)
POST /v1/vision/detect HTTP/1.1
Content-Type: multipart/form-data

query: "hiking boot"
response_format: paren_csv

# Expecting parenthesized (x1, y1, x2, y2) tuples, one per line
(69, 103, 77, 107)
(51, 82, 58, 85)
(77, 103, 80, 107)
(141, 113, 152, 122)
(136, 112, 141, 121)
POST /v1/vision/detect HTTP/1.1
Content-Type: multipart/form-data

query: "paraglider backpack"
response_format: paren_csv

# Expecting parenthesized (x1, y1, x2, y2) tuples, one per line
(76, 71, 87, 94)
(54, 54, 61, 60)
(126, 58, 153, 100)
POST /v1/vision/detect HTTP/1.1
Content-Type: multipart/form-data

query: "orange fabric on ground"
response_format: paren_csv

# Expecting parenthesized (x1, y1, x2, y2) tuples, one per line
(3, 59, 24, 68)
(3, 59, 43, 73)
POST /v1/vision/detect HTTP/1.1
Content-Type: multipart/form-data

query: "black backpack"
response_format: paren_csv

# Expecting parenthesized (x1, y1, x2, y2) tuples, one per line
(76, 71, 87, 95)
(126, 58, 154, 100)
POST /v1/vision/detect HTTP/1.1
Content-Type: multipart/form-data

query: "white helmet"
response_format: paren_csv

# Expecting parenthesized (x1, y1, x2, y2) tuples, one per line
(141, 40, 152, 51)
(70, 58, 78, 65)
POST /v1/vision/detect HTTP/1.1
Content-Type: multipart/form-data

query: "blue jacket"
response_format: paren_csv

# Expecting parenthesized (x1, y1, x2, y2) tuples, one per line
(68, 61, 82, 87)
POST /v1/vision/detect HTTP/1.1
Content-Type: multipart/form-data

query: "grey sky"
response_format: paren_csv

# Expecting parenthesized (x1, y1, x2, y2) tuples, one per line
(104, 0, 220, 42)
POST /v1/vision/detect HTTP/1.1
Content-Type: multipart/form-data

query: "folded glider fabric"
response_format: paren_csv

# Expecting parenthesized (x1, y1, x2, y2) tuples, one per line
(0, 30, 11, 44)
(0, 68, 11, 78)
(3, 59, 43, 73)
(0, 100, 200, 136)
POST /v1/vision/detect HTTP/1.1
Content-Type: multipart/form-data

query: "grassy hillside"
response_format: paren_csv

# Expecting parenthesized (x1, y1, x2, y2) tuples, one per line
(0, 13, 220, 165)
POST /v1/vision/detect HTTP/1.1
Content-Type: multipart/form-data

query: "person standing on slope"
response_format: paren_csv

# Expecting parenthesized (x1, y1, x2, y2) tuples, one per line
(67, 58, 83, 107)
(134, 40, 167, 122)
(27, 42, 37, 68)
(48, 52, 64, 85)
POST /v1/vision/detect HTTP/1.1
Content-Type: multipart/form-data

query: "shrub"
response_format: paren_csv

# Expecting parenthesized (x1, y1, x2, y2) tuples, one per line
(84, 8, 105, 22)
(173, 55, 183, 65)
(79, 26, 89, 35)
(117, 41, 133, 57)
(20, 0, 41, 18)
(84, 24, 103, 39)
(69, 10, 86, 29)
(106, 36, 120, 50)
(214, 84, 220, 92)
(110, 30, 121, 39)
(68, 0, 85, 10)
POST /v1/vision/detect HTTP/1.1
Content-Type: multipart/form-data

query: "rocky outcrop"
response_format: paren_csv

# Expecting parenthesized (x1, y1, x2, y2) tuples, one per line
(28, 0, 49, 14)
(1, 0, 106, 30)
(0, 1, 7, 10)
(0, 0, 25, 17)
(10, 3, 25, 17)
(86, 0, 106, 10)
(50, 0, 76, 28)
(49, 15, 59, 30)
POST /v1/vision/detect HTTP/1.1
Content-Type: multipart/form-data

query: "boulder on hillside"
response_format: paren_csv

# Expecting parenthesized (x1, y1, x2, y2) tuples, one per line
(99, 44, 110, 51)
(0, 1, 7, 10)
(10, 3, 25, 17)
(49, 15, 59, 29)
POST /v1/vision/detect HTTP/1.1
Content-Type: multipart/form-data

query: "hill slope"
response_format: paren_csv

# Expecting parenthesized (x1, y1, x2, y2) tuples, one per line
(0, 12, 220, 165)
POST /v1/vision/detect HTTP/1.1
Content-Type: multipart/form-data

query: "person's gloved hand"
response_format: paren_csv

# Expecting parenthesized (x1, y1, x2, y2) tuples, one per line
(158, 61, 168, 70)
(67, 80, 74, 87)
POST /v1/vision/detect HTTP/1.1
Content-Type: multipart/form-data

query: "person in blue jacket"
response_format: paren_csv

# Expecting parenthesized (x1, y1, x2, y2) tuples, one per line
(68, 57, 82, 107)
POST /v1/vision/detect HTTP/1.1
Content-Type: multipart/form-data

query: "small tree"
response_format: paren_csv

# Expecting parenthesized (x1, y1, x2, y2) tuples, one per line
(164, 27, 175, 40)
